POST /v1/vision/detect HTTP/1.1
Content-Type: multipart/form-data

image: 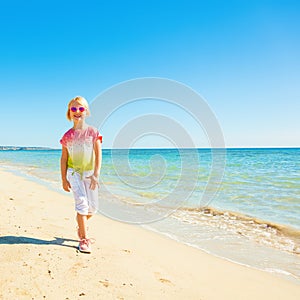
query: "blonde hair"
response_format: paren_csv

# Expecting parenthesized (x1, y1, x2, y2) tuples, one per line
(66, 96, 90, 121)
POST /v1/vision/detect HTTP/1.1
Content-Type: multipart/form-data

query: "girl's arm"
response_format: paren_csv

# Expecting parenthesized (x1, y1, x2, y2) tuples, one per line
(88, 138, 102, 190)
(60, 146, 71, 192)
(93, 138, 102, 179)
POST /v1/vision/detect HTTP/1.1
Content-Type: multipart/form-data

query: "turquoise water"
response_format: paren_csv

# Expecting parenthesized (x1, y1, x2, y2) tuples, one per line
(1, 148, 300, 282)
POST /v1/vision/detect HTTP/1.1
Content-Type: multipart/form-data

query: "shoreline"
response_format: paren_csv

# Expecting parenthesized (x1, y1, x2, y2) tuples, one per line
(1, 169, 300, 299)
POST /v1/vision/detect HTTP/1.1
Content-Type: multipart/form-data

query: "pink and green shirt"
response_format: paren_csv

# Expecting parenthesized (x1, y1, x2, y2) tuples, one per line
(60, 126, 102, 175)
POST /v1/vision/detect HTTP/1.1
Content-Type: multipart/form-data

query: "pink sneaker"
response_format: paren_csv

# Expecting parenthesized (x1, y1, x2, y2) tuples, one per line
(78, 239, 92, 253)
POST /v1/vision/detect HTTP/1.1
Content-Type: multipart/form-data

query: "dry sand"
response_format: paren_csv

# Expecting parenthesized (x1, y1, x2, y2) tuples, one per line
(1, 169, 300, 300)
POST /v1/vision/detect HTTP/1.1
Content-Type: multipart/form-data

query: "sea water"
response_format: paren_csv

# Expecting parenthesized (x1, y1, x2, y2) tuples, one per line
(0, 148, 299, 283)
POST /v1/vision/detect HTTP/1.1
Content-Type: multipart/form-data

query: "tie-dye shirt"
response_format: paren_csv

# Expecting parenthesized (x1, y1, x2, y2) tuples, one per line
(60, 125, 102, 175)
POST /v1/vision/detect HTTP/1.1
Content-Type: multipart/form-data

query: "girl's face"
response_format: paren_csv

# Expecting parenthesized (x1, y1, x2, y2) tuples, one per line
(69, 101, 87, 121)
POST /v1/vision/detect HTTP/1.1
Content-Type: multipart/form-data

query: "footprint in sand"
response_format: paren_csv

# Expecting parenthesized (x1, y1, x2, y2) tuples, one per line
(159, 278, 172, 284)
(99, 280, 110, 287)
(154, 272, 173, 285)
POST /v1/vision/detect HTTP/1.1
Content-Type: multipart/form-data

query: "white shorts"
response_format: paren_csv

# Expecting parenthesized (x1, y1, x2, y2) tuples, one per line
(67, 168, 99, 215)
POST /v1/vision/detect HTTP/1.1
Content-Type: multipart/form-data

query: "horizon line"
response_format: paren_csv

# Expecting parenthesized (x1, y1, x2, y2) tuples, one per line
(1, 145, 300, 151)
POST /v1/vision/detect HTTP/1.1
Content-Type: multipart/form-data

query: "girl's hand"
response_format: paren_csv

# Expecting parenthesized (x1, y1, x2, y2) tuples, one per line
(87, 175, 99, 190)
(62, 179, 71, 192)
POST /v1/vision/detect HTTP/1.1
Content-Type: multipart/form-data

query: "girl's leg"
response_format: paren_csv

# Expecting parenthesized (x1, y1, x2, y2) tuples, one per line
(76, 214, 93, 240)
(77, 213, 88, 239)
(77, 213, 93, 253)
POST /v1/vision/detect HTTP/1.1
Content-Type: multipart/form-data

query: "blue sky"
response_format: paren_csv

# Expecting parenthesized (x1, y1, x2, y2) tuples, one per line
(0, 0, 299, 148)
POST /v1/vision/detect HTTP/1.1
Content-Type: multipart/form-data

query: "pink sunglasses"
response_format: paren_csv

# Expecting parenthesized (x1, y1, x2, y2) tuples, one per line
(70, 106, 85, 113)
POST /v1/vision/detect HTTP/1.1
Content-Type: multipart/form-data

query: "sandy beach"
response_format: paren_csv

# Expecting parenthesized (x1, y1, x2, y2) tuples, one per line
(0, 168, 299, 300)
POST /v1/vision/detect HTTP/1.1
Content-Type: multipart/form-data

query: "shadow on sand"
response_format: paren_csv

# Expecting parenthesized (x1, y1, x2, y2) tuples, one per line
(0, 235, 78, 249)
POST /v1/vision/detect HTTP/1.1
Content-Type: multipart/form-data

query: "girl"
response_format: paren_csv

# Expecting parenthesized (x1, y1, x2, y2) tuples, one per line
(60, 96, 102, 253)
